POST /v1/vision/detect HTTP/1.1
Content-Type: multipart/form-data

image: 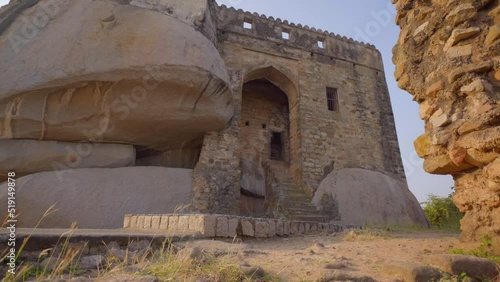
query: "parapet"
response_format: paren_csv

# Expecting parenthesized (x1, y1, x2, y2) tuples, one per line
(216, 4, 384, 70)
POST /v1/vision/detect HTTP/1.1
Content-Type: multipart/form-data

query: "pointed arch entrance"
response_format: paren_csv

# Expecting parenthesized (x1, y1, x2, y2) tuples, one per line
(239, 67, 300, 216)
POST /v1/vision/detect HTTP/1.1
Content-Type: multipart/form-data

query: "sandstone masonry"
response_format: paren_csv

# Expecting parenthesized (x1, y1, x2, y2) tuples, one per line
(393, 0, 499, 253)
(0, 0, 427, 228)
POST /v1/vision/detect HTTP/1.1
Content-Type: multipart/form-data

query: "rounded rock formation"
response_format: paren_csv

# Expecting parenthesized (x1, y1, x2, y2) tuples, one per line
(0, 0, 234, 150)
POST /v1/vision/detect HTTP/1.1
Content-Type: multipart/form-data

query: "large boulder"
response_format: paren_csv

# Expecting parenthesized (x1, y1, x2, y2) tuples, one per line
(312, 168, 429, 227)
(0, 167, 193, 228)
(0, 0, 233, 150)
(0, 139, 135, 180)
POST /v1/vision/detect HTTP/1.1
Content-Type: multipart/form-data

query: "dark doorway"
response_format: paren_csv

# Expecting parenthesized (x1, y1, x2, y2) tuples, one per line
(270, 131, 283, 161)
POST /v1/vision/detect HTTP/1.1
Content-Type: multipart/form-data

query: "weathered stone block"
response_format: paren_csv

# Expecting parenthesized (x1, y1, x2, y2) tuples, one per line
(268, 220, 276, 237)
(255, 220, 270, 238)
(228, 217, 239, 237)
(216, 216, 229, 237)
(424, 154, 475, 174)
(447, 44, 472, 58)
(151, 216, 161, 229)
(168, 216, 179, 230)
(137, 216, 145, 229)
(123, 215, 132, 228)
(276, 221, 284, 236)
(238, 218, 255, 237)
(298, 223, 305, 234)
(290, 222, 299, 235)
(178, 215, 190, 230)
(304, 223, 311, 233)
(160, 215, 169, 230)
(143, 216, 152, 229)
(130, 216, 138, 229)
(283, 221, 291, 235)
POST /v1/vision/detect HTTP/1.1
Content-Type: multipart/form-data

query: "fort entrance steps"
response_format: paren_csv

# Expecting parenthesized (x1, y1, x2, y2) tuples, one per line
(264, 161, 328, 223)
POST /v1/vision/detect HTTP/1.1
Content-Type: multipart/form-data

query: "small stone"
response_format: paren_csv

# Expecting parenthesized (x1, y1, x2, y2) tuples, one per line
(428, 255, 499, 279)
(382, 261, 441, 282)
(444, 27, 480, 50)
(449, 147, 467, 166)
(79, 255, 105, 270)
(414, 134, 432, 158)
(447, 44, 472, 58)
(465, 149, 500, 167)
(425, 80, 444, 96)
(413, 21, 429, 36)
(485, 24, 500, 46)
(419, 100, 433, 120)
(458, 121, 484, 135)
(461, 79, 493, 95)
(430, 109, 451, 128)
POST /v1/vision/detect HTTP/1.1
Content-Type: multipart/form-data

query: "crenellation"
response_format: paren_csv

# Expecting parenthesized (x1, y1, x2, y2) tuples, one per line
(216, 4, 378, 68)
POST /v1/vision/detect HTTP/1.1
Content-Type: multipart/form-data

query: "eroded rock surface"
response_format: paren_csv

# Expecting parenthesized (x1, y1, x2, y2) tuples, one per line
(312, 168, 430, 227)
(393, 0, 499, 252)
(0, 139, 135, 180)
(0, 0, 233, 150)
(0, 167, 193, 228)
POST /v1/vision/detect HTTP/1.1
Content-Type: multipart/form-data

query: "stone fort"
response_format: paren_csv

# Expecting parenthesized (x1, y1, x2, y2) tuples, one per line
(0, 0, 428, 228)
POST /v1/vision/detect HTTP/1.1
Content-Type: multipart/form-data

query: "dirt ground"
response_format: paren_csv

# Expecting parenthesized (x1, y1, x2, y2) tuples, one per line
(217, 230, 486, 281)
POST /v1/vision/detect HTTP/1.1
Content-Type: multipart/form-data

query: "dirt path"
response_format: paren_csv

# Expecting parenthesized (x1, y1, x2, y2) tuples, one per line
(235, 230, 470, 281)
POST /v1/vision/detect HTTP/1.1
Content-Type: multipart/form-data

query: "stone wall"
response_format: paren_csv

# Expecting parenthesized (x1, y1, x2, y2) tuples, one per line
(393, 0, 499, 252)
(191, 4, 412, 220)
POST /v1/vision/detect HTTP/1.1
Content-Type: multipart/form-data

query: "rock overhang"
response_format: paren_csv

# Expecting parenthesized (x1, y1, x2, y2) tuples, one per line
(0, 0, 234, 149)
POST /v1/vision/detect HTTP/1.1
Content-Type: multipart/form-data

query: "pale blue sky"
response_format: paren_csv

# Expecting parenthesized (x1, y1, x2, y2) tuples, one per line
(0, 0, 454, 202)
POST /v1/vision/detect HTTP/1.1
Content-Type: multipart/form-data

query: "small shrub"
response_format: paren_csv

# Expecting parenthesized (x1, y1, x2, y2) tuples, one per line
(422, 194, 463, 230)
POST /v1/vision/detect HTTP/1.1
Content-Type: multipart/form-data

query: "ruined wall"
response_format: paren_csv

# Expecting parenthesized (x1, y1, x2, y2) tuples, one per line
(393, 0, 499, 251)
(215, 5, 406, 195)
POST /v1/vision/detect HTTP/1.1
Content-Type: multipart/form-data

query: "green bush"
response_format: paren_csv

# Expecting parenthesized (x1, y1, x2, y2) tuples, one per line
(422, 194, 464, 230)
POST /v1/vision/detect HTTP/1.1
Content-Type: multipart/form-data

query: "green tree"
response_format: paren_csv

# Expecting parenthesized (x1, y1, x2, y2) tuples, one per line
(422, 194, 464, 230)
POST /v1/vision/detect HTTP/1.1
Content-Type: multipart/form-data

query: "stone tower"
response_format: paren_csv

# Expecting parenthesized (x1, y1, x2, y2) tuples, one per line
(0, 0, 428, 228)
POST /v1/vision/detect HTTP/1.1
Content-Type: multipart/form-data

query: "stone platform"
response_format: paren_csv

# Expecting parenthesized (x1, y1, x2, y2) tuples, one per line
(0, 228, 198, 252)
(124, 214, 357, 238)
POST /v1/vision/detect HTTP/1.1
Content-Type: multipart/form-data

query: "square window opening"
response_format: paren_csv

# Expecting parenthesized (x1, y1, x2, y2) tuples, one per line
(243, 20, 253, 30)
(318, 39, 325, 49)
(282, 30, 290, 40)
(326, 87, 339, 112)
